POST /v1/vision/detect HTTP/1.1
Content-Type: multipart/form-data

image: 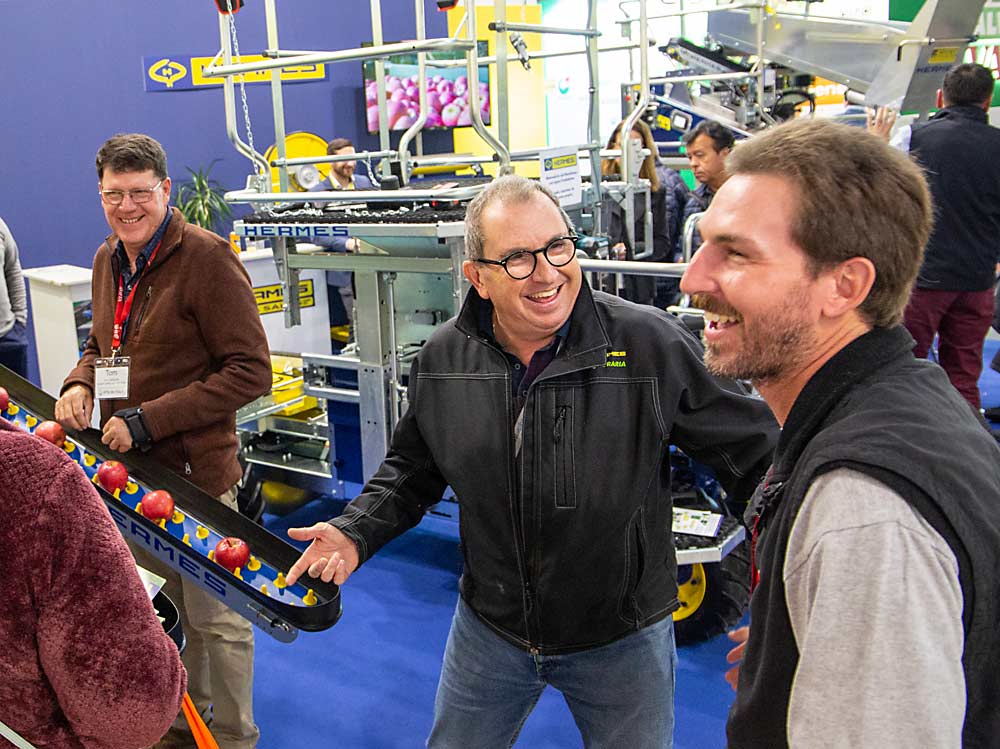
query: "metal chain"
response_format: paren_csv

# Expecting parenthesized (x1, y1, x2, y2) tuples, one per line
(226, 1, 263, 176)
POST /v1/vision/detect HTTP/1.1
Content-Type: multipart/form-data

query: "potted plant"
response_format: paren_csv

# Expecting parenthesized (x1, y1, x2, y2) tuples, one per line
(175, 161, 233, 235)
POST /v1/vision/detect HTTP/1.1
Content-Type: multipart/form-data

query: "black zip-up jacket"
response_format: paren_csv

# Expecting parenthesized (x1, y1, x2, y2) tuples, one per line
(909, 105, 1000, 291)
(332, 283, 777, 653)
(728, 326, 1000, 747)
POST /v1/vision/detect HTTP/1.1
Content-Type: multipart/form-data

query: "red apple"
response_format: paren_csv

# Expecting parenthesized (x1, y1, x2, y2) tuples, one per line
(96, 460, 129, 493)
(141, 490, 175, 521)
(34, 420, 67, 447)
(0, 387, 8, 411)
(214, 537, 251, 573)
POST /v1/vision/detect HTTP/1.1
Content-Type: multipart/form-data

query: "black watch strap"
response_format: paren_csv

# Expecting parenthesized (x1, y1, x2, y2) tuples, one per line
(114, 406, 153, 451)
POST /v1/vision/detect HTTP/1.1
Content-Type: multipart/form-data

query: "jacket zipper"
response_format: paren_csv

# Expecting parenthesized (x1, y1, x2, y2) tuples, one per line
(180, 434, 192, 475)
(132, 286, 153, 337)
(553, 405, 566, 442)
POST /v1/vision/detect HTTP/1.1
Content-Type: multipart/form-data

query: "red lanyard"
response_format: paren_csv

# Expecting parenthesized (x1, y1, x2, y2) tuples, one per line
(111, 240, 162, 353)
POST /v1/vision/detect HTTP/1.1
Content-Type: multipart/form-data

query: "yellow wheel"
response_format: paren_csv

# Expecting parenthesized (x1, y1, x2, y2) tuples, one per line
(260, 480, 312, 516)
(673, 563, 707, 623)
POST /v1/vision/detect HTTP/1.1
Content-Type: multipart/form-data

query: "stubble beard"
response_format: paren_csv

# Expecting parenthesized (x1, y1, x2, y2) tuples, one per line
(699, 291, 815, 386)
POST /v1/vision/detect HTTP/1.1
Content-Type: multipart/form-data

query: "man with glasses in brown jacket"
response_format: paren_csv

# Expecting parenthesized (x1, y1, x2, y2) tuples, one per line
(55, 133, 271, 749)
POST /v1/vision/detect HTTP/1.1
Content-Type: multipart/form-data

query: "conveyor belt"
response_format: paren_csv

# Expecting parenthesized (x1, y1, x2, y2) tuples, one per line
(0, 367, 341, 642)
(243, 204, 467, 225)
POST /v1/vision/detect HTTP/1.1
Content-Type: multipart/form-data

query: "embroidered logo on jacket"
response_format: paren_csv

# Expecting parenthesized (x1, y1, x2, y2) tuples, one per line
(606, 350, 627, 368)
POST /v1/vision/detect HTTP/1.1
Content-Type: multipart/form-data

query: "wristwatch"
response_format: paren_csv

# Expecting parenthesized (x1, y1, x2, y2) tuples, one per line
(114, 406, 153, 451)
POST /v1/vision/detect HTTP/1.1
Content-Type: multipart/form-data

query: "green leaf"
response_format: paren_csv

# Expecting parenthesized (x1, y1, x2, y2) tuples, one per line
(174, 160, 233, 234)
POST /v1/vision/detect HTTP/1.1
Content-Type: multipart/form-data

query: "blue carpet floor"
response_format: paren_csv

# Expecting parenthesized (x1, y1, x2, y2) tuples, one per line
(249, 340, 1000, 747)
(255, 502, 737, 748)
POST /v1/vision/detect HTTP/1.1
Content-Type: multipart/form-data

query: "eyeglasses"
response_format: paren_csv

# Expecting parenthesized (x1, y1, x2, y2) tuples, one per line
(99, 180, 163, 205)
(475, 235, 578, 280)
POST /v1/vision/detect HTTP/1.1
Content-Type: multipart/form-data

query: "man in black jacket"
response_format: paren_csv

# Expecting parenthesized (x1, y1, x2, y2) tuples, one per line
(286, 175, 776, 747)
(892, 63, 1000, 414)
(681, 118, 1000, 747)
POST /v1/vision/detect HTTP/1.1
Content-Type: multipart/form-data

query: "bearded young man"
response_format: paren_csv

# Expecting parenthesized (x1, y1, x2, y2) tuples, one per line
(681, 118, 1000, 748)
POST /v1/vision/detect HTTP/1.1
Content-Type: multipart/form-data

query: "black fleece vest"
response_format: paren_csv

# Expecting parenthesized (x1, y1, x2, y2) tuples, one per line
(910, 105, 1000, 291)
(727, 327, 1000, 748)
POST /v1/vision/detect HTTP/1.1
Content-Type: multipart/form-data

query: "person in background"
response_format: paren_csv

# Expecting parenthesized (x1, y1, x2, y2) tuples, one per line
(678, 120, 735, 258)
(601, 119, 679, 306)
(885, 63, 1000, 419)
(0, 415, 186, 748)
(54, 133, 271, 749)
(309, 137, 376, 338)
(284, 175, 776, 748)
(681, 118, 1000, 747)
(0, 216, 28, 378)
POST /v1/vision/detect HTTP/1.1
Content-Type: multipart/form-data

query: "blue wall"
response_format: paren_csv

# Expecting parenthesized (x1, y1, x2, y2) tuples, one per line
(0, 1, 451, 272)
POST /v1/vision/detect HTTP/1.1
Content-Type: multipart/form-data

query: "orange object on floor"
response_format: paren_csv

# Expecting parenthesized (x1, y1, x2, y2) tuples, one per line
(181, 692, 219, 749)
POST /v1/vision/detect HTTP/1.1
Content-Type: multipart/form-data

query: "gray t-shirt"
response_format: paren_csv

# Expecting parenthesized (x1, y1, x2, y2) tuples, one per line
(0, 217, 27, 337)
(784, 468, 965, 748)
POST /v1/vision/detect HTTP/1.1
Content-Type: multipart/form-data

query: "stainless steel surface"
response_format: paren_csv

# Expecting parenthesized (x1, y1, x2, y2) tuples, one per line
(466, 0, 512, 175)
(237, 389, 306, 424)
(640, 71, 756, 86)
(579, 258, 688, 277)
(490, 20, 602, 37)
(398, 0, 429, 184)
(372, 0, 391, 178)
(244, 450, 333, 479)
(495, 0, 510, 150)
(426, 39, 648, 66)
(586, 0, 602, 237)
(273, 150, 396, 168)
(219, 14, 269, 177)
(265, 0, 290, 194)
(287, 254, 456, 273)
(303, 352, 365, 371)
(205, 38, 475, 77)
(302, 384, 361, 404)
(869, 0, 986, 112)
(708, 0, 987, 113)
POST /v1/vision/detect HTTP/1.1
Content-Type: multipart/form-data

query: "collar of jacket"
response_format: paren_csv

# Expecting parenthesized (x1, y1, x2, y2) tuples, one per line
(929, 104, 989, 125)
(770, 325, 916, 480)
(454, 279, 610, 371)
(105, 206, 187, 276)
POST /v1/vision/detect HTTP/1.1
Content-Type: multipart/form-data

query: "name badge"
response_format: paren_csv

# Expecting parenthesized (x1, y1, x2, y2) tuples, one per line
(95, 357, 131, 399)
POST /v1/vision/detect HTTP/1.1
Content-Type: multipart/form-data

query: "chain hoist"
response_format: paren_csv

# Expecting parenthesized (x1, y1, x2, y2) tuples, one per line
(224, 0, 266, 183)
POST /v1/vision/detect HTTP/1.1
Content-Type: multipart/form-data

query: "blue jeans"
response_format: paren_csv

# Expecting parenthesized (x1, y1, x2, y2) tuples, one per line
(0, 321, 28, 378)
(427, 597, 676, 749)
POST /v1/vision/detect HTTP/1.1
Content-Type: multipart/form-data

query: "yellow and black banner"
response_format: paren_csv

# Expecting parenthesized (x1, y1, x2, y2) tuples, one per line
(254, 279, 315, 316)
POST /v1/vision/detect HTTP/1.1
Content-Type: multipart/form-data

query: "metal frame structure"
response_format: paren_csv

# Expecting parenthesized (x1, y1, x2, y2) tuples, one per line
(207, 0, 670, 482)
(210, 0, 983, 485)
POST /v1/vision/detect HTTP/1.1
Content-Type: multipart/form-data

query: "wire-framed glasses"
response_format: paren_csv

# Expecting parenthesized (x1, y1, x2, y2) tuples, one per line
(99, 180, 164, 205)
(475, 235, 578, 280)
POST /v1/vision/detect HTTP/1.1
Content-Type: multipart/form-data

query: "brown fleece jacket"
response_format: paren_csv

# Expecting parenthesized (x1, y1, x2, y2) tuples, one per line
(0, 417, 186, 747)
(63, 208, 271, 496)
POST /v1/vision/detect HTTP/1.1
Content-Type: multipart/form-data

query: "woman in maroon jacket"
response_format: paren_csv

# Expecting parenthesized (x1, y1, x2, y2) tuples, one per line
(0, 417, 186, 748)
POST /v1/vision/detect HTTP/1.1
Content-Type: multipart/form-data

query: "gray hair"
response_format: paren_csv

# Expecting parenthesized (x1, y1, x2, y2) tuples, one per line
(464, 175, 574, 259)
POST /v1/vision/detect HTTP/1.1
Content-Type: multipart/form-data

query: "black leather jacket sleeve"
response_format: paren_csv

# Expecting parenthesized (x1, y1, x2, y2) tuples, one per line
(330, 355, 448, 564)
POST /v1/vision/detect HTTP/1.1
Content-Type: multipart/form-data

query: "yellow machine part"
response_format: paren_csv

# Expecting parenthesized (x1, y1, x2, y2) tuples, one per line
(260, 480, 311, 510)
(672, 563, 708, 622)
(263, 131, 330, 192)
(270, 354, 318, 417)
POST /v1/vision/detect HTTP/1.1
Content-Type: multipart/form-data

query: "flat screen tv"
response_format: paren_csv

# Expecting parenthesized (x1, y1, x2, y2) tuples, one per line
(363, 41, 491, 132)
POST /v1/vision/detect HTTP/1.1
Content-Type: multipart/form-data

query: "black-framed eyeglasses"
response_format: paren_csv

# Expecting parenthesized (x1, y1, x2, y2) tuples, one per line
(475, 235, 578, 280)
(99, 180, 163, 206)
